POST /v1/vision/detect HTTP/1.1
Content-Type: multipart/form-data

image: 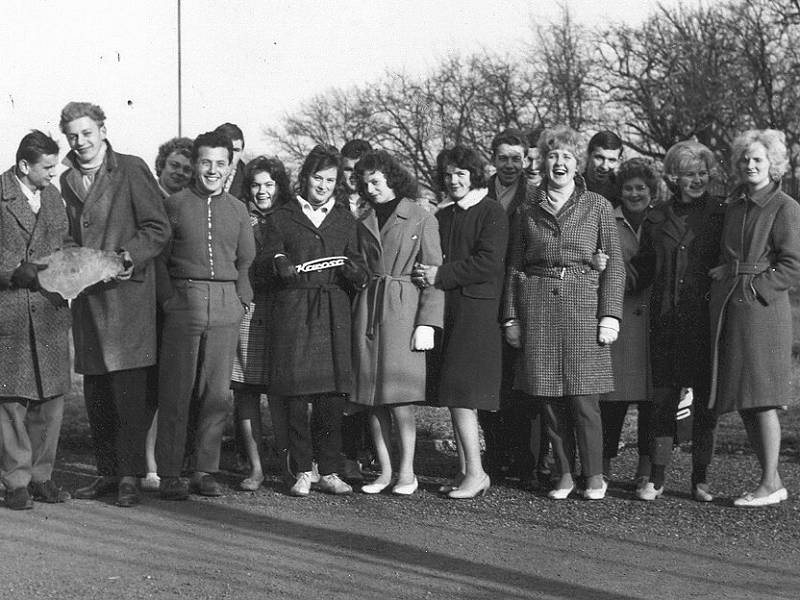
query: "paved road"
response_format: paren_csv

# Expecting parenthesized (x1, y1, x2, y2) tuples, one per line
(3, 454, 798, 600)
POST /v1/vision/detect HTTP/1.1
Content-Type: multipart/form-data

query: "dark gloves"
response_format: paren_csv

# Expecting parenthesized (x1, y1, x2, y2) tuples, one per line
(11, 262, 47, 291)
(340, 258, 367, 285)
(274, 255, 297, 282)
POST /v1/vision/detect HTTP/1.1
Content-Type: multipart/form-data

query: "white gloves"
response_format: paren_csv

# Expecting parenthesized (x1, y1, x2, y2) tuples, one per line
(411, 325, 435, 351)
(598, 316, 620, 345)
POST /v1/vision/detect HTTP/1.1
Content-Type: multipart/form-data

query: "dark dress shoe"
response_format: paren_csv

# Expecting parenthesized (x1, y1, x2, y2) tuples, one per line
(116, 482, 141, 507)
(341, 459, 365, 482)
(6, 487, 34, 510)
(29, 480, 71, 503)
(74, 476, 119, 500)
(159, 477, 190, 501)
(190, 474, 223, 497)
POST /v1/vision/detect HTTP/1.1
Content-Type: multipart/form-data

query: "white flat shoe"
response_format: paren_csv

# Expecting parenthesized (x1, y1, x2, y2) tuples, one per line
(733, 487, 788, 507)
(636, 482, 663, 501)
(392, 477, 418, 496)
(361, 479, 391, 495)
(582, 480, 608, 500)
(547, 485, 575, 500)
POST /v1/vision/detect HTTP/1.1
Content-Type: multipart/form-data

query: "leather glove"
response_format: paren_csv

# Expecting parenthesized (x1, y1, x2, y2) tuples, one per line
(411, 325, 435, 351)
(116, 249, 134, 281)
(340, 257, 364, 283)
(11, 262, 47, 291)
(274, 255, 297, 282)
(504, 321, 522, 348)
(597, 316, 619, 345)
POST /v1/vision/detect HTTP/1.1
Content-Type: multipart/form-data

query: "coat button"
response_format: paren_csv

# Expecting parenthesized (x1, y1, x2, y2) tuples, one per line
(679, 245, 686, 250)
(552, 288, 559, 295)
(83, 221, 90, 228)
(737, 298, 743, 302)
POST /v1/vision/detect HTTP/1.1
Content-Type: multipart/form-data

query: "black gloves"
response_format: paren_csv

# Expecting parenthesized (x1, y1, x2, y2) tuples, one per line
(11, 262, 47, 291)
(274, 255, 297, 282)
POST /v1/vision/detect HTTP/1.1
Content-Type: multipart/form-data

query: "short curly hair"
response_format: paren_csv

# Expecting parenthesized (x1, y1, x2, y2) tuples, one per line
(155, 137, 193, 177)
(59, 101, 106, 132)
(243, 155, 293, 207)
(537, 126, 584, 174)
(296, 144, 346, 201)
(730, 129, 789, 184)
(436, 145, 488, 192)
(616, 158, 659, 198)
(354, 150, 418, 201)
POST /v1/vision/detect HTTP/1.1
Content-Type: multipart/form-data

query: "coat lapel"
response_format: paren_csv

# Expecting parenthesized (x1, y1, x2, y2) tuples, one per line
(360, 206, 382, 247)
(1, 170, 36, 236)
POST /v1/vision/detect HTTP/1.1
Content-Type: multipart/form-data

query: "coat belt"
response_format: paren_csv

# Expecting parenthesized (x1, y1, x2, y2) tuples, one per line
(727, 260, 770, 276)
(366, 274, 412, 339)
(524, 265, 590, 279)
(292, 282, 341, 323)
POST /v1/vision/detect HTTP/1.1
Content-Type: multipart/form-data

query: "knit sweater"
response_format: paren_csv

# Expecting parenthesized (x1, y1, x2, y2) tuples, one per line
(162, 185, 256, 303)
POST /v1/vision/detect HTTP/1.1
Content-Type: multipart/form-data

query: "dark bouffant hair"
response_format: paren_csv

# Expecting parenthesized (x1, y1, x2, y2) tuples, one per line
(155, 137, 193, 176)
(436, 145, 488, 192)
(243, 155, 293, 206)
(296, 144, 346, 201)
(16, 130, 59, 164)
(191, 131, 233, 164)
(354, 150, 418, 201)
(616, 158, 659, 198)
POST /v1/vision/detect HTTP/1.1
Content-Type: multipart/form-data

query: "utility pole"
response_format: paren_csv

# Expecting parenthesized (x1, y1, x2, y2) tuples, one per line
(177, 0, 183, 136)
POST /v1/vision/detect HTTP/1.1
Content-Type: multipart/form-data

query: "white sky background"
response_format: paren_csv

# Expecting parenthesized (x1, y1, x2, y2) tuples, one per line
(0, 0, 689, 172)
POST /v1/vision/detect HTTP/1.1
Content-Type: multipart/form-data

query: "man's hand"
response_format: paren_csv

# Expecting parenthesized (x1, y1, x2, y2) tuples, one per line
(11, 262, 47, 291)
(411, 325, 435, 351)
(116, 250, 134, 281)
(412, 262, 438, 289)
(504, 321, 522, 348)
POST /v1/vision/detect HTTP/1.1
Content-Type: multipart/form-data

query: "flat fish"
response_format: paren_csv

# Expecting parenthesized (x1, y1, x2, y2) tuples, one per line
(37, 247, 125, 300)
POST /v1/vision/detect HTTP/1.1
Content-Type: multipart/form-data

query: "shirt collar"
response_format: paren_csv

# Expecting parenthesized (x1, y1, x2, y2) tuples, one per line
(297, 194, 336, 213)
(455, 188, 488, 210)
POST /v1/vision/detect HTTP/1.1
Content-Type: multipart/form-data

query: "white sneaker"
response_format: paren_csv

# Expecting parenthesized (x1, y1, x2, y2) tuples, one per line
(315, 473, 353, 495)
(290, 471, 313, 497)
(636, 481, 663, 501)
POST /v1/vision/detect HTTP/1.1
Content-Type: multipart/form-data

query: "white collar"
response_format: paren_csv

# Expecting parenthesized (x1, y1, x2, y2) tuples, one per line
(297, 194, 335, 213)
(455, 188, 488, 210)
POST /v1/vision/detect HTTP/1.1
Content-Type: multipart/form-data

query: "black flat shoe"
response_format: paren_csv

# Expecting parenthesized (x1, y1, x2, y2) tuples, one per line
(6, 487, 34, 510)
(74, 476, 119, 500)
(116, 482, 141, 507)
(29, 480, 71, 503)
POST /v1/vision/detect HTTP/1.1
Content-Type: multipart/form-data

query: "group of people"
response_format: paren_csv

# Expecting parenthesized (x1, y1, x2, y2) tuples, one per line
(0, 100, 796, 512)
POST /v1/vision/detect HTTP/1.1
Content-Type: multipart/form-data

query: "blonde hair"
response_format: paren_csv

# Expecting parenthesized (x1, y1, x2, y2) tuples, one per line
(730, 129, 789, 183)
(661, 140, 717, 194)
(537, 126, 583, 173)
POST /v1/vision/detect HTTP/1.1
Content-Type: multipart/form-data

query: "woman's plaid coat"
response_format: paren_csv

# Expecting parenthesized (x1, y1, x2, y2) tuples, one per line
(503, 177, 625, 397)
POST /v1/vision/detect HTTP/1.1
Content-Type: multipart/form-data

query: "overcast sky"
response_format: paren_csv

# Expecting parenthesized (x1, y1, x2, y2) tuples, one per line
(0, 0, 687, 170)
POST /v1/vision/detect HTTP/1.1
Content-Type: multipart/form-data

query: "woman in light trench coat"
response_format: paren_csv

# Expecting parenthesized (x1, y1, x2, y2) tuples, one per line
(709, 129, 800, 507)
(351, 151, 444, 495)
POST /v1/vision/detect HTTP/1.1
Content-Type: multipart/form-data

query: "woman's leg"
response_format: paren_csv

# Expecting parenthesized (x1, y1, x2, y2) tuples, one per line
(368, 407, 393, 485)
(648, 386, 679, 490)
(569, 395, 604, 490)
(740, 408, 783, 496)
(145, 411, 158, 475)
(392, 404, 416, 485)
(450, 407, 487, 487)
(235, 389, 264, 480)
(542, 399, 575, 490)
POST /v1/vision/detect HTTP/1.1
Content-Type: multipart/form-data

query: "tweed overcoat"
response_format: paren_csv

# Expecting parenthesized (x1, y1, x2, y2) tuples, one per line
(504, 178, 624, 397)
(259, 199, 367, 396)
(640, 194, 725, 395)
(709, 184, 800, 413)
(0, 168, 73, 400)
(608, 206, 652, 402)
(60, 143, 171, 374)
(427, 194, 508, 409)
(351, 199, 444, 406)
